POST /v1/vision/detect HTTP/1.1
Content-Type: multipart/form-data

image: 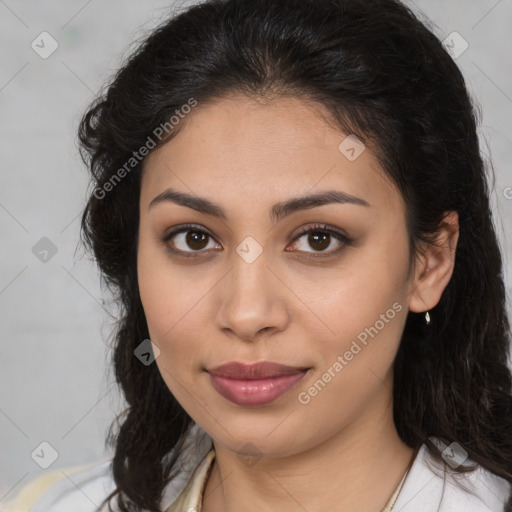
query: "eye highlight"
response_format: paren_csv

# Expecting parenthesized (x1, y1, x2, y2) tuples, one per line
(159, 222, 352, 259)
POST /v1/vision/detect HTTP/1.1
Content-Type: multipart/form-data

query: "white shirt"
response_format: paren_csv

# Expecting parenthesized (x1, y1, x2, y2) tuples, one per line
(4, 423, 511, 511)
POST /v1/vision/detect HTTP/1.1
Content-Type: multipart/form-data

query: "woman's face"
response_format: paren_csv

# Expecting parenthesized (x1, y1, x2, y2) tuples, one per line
(138, 94, 416, 457)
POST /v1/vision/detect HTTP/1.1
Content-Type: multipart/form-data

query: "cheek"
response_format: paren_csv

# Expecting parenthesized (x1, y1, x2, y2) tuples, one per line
(137, 240, 169, 336)
(137, 230, 213, 386)
(137, 224, 190, 331)
(138, 257, 205, 407)
(138, 230, 183, 355)
(295, 252, 408, 342)
(296, 235, 410, 374)
(296, 281, 407, 421)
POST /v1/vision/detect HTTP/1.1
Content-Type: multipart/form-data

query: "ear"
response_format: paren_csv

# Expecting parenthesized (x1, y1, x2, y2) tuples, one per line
(408, 211, 459, 313)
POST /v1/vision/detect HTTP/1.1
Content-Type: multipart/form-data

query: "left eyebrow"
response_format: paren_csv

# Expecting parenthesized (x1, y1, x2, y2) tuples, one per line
(148, 187, 370, 223)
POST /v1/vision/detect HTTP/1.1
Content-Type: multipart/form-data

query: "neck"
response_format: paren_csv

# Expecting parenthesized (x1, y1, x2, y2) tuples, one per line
(202, 381, 416, 512)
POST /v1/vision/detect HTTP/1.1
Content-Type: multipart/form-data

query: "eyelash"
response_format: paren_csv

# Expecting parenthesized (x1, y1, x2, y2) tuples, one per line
(160, 223, 352, 260)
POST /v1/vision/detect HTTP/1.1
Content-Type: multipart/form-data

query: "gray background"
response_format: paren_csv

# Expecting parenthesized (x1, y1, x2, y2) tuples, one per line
(1, 0, 511, 504)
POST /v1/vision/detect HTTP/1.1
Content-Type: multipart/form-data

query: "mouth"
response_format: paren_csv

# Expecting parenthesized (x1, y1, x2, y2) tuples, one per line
(206, 361, 311, 406)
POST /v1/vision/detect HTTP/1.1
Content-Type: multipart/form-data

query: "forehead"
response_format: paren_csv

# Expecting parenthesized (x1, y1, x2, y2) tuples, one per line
(140, 94, 402, 218)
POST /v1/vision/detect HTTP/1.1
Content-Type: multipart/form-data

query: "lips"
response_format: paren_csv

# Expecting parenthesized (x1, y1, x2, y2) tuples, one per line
(206, 361, 310, 406)
(208, 361, 309, 379)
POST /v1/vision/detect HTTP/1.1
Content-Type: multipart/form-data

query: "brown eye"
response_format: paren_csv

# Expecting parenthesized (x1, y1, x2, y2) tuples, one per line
(160, 222, 352, 259)
(288, 224, 352, 257)
(161, 224, 220, 255)
(184, 230, 209, 250)
(305, 232, 331, 251)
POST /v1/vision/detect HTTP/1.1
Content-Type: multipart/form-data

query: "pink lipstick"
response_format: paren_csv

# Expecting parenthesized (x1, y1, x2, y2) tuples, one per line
(207, 361, 309, 406)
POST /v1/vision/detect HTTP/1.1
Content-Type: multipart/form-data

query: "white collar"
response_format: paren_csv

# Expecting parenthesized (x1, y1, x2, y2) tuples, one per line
(162, 426, 511, 511)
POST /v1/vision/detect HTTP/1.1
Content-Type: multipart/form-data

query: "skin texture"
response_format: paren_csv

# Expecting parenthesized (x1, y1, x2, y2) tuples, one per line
(137, 94, 459, 512)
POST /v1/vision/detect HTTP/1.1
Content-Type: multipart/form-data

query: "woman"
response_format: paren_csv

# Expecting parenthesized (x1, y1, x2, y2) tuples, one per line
(5, 0, 512, 510)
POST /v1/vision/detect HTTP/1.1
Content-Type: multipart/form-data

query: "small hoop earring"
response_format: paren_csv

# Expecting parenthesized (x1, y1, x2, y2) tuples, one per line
(425, 311, 431, 325)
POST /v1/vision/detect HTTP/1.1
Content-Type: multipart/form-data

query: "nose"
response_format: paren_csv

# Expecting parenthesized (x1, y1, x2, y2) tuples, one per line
(215, 248, 289, 342)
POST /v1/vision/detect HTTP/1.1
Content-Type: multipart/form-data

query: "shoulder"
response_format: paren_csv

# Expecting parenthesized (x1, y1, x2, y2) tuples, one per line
(394, 441, 512, 512)
(442, 461, 511, 511)
(3, 423, 214, 512)
(2, 458, 114, 512)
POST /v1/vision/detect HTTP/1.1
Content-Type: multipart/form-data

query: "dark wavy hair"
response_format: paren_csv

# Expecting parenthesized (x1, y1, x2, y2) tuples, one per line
(77, 0, 512, 510)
